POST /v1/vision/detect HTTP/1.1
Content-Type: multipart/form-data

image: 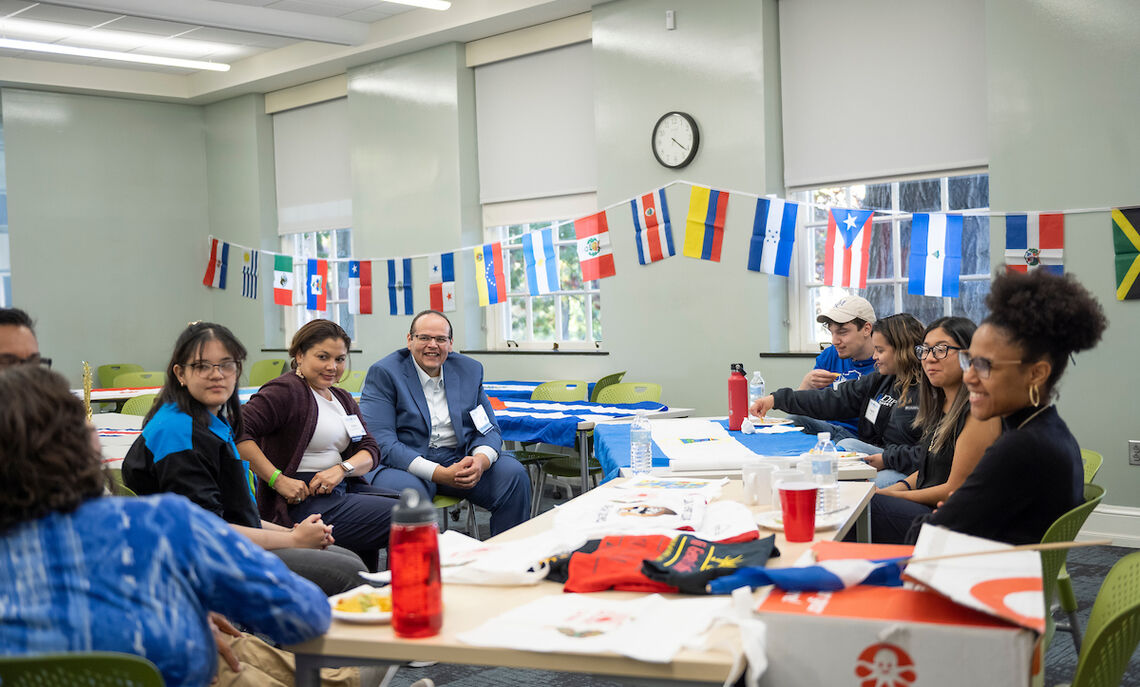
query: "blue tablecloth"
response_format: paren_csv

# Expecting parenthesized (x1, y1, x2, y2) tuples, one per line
(495, 399, 666, 448)
(485, 380, 596, 402)
(594, 419, 818, 482)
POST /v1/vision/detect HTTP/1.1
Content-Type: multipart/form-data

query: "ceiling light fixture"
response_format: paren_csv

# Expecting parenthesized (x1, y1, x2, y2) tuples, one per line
(0, 37, 231, 71)
(384, 0, 452, 10)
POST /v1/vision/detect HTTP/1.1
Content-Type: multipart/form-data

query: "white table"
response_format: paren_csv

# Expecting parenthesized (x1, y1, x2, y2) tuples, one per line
(93, 412, 143, 466)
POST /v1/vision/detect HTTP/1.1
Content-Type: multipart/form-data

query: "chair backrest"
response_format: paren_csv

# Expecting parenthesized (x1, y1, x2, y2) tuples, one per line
(249, 358, 288, 388)
(0, 651, 164, 686)
(531, 380, 589, 402)
(596, 382, 662, 404)
(112, 371, 164, 388)
(106, 469, 137, 497)
(1081, 449, 1104, 484)
(1040, 483, 1106, 642)
(1071, 551, 1140, 687)
(335, 369, 367, 393)
(97, 364, 143, 389)
(590, 371, 627, 402)
(121, 393, 158, 417)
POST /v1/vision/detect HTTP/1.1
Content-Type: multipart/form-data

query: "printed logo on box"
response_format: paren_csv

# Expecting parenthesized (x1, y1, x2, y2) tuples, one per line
(854, 642, 916, 687)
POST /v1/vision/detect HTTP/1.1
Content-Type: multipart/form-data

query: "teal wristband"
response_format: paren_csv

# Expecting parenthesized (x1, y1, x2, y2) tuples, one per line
(268, 469, 282, 488)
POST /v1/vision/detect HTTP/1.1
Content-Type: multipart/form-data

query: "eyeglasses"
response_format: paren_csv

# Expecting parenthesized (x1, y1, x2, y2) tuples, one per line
(958, 352, 1023, 379)
(412, 334, 451, 345)
(0, 354, 51, 369)
(915, 344, 962, 360)
(186, 360, 240, 377)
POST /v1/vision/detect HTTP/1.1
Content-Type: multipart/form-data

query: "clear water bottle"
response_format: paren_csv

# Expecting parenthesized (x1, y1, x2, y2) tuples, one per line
(810, 432, 840, 513)
(630, 413, 653, 475)
(748, 369, 766, 412)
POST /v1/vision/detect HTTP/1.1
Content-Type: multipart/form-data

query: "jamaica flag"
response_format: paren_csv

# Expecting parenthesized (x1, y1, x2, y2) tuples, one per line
(1112, 206, 1140, 300)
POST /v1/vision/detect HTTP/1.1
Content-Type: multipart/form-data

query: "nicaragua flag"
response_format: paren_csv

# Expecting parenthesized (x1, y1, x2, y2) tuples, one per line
(521, 227, 559, 295)
(474, 243, 507, 306)
(747, 198, 799, 276)
(202, 238, 229, 289)
(707, 558, 906, 594)
(306, 258, 327, 311)
(824, 208, 874, 288)
(348, 260, 372, 315)
(631, 188, 675, 265)
(1005, 212, 1064, 274)
(428, 252, 456, 312)
(241, 249, 259, 299)
(683, 186, 728, 262)
(387, 258, 413, 316)
(908, 213, 963, 297)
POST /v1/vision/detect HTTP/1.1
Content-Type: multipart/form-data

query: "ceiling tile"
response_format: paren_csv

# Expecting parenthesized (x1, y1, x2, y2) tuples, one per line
(341, 6, 407, 22)
(211, 0, 276, 6)
(180, 26, 294, 48)
(265, 0, 349, 18)
(0, 1, 37, 19)
(104, 16, 200, 36)
(16, 4, 123, 26)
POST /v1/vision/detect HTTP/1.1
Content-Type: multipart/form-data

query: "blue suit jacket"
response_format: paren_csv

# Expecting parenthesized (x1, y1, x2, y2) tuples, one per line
(359, 349, 502, 471)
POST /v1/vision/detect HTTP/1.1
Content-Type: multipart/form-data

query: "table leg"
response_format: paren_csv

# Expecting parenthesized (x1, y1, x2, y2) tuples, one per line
(856, 500, 871, 543)
(578, 426, 590, 496)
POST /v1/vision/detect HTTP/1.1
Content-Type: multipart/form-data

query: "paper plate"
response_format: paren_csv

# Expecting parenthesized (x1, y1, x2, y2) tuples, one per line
(329, 584, 392, 624)
(755, 509, 846, 532)
(749, 416, 793, 425)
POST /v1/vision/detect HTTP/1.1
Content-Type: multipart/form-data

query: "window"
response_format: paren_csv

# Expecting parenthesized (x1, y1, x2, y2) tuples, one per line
(791, 173, 990, 350)
(281, 229, 354, 342)
(485, 220, 602, 349)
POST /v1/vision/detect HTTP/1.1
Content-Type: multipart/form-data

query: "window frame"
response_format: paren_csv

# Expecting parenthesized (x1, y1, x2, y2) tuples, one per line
(279, 228, 354, 344)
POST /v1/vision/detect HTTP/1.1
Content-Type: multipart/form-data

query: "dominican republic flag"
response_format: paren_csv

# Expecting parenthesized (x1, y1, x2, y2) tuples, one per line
(1005, 212, 1064, 274)
(683, 186, 728, 262)
(348, 260, 372, 315)
(824, 208, 874, 288)
(387, 258, 413, 316)
(474, 243, 507, 306)
(306, 258, 327, 311)
(428, 252, 456, 312)
(707, 558, 906, 594)
(202, 238, 229, 289)
(241, 249, 259, 299)
(748, 198, 799, 277)
(575, 211, 617, 281)
(522, 227, 560, 295)
(909, 213, 963, 297)
(273, 255, 293, 306)
(631, 188, 675, 265)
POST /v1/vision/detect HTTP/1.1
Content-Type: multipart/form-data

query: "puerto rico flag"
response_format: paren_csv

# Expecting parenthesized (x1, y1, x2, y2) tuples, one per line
(683, 186, 728, 262)
(474, 243, 507, 306)
(748, 198, 799, 277)
(273, 255, 293, 305)
(631, 188, 675, 265)
(824, 208, 874, 288)
(1005, 212, 1064, 274)
(428, 252, 456, 312)
(202, 238, 229, 289)
(522, 227, 560, 295)
(387, 258, 413, 316)
(348, 260, 372, 315)
(575, 211, 617, 281)
(241, 249, 259, 299)
(908, 213, 963, 297)
(306, 258, 327, 311)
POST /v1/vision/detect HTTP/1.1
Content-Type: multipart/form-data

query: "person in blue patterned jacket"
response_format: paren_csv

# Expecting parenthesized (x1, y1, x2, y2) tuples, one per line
(0, 364, 331, 687)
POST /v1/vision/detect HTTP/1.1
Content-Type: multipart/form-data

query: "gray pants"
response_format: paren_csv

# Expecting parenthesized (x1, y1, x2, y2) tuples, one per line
(271, 545, 367, 596)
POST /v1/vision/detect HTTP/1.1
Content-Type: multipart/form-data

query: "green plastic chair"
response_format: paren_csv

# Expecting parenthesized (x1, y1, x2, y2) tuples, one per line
(1041, 483, 1105, 652)
(596, 382, 662, 404)
(97, 363, 143, 389)
(1057, 551, 1140, 687)
(0, 651, 164, 686)
(433, 494, 477, 540)
(589, 371, 626, 402)
(121, 393, 158, 417)
(113, 371, 164, 388)
(531, 380, 588, 402)
(248, 359, 288, 387)
(106, 469, 137, 497)
(1054, 449, 1108, 651)
(335, 370, 366, 393)
(1081, 449, 1104, 484)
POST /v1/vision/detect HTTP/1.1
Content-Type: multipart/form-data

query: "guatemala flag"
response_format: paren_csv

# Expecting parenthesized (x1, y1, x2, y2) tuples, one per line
(908, 213, 963, 297)
(747, 198, 799, 276)
(521, 227, 560, 295)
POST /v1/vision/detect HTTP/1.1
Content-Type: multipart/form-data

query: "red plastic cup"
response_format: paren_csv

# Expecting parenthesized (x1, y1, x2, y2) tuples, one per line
(779, 481, 819, 543)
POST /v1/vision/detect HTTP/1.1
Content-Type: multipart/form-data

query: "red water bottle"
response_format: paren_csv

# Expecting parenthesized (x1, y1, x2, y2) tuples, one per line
(728, 363, 748, 431)
(389, 489, 442, 638)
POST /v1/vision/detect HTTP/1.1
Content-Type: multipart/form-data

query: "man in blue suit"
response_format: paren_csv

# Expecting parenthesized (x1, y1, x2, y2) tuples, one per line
(359, 310, 530, 535)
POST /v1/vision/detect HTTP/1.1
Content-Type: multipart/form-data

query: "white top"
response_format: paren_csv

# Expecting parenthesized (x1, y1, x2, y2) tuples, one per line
(297, 388, 351, 473)
(407, 360, 498, 481)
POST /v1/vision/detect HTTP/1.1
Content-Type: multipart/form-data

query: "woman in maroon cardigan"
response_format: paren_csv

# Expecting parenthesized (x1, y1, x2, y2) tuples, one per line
(238, 320, 398, 567)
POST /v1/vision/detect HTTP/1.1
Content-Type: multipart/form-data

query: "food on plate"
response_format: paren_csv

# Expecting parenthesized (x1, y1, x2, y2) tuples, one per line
(333, 590, 392, 614)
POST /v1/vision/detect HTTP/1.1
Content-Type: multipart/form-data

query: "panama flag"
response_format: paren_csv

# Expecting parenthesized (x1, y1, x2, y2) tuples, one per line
(747, 198, 799, 276)
(387, 258, 413, 316)
(683, 186, 728, 262)
(1005, 212, 1064, 274)
(474, 243, 507, 306)
(521, 227, 560, 295)
(824, 208, 874, 288)
(630, 188, 675, 265)
(273, 255, 293, 306)
(348, 260, 372, 315)
(202, 238, 229, 289)
(428, 252, 456, 312)
(306, 258, 327, 311)
(908, 213, 963, 297)
(574, 211, 617, 281)
(241, 249, 259, 299)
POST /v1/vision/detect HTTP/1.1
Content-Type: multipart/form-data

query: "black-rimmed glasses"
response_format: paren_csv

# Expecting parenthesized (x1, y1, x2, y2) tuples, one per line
(0, 354, 51, 369)
(915, 343, 962, 361)
(186, 361, 240, 377)
(413, 334, 451, 345)
(958, 352, 1024, 379)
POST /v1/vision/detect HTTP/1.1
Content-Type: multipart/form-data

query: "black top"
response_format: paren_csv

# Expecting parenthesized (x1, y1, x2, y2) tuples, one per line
(914, 409, 970, 490)
(772, 372, 921, 452)
(922, 405, 1083, 545)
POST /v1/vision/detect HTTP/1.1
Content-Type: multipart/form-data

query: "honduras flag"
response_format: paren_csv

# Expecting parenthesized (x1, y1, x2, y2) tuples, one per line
(707, 558, 906, 594)
(908, 213, 963, 297)
(747, 198, 798, 276)
(521, 227, 559, 295)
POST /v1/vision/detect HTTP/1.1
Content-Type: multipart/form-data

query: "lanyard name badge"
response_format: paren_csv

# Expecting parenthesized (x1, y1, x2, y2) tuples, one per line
(470, 405, 493, 435)
(342, 414, 366, 441)
(864, 398, 882, 424)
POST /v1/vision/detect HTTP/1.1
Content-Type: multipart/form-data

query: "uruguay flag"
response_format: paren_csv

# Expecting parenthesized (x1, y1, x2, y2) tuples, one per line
(521, 227, 559, 295)
(1005, 212, 1064, 274)
(707, 558, 906, 594)
(824, 208, 874, 288)
(631, 188, 675, 265)
(909, 213, 963, 297)
(306, 258, 327, 311)
(747, 198, 799, 276)
(202, 238, 229, 289)
(387, 258, 413, 316)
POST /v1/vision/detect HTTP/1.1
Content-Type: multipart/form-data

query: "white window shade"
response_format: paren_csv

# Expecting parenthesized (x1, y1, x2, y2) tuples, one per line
(779, 0, 987, 189)
(475, 41, 596, 204)
(272, 98, 351, 235)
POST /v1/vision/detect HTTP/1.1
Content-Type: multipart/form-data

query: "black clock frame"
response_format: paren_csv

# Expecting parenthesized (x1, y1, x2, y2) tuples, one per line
(651, 111, 700, 169)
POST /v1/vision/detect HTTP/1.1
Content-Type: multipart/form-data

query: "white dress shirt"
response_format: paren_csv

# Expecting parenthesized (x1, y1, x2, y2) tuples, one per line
(406, 360, 498, 481)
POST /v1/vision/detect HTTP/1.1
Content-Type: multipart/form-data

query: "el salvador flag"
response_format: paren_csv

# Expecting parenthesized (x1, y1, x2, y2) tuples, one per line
(521, 227, 559, 295)
(387, 258, 413, 316)
(908, 213, 963, 297)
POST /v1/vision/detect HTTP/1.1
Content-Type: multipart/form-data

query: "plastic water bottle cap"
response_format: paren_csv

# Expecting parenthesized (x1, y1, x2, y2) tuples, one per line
(818, 432, 831, 443)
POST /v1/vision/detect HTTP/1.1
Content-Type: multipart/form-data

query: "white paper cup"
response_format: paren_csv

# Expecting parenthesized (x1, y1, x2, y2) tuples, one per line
(770, 468, 806, 509)
(741, 463, 777, 505)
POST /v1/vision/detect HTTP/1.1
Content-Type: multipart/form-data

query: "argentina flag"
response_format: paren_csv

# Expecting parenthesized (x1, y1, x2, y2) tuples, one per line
(521, 227, 559, 295)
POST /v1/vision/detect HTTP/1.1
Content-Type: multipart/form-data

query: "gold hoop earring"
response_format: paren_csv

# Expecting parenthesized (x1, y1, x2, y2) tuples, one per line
(294, 363, 304, 379)
(1029, 384, 1040, 407)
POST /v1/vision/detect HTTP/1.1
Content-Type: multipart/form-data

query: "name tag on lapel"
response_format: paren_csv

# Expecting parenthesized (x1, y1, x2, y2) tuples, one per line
(342, 414, 366, 441)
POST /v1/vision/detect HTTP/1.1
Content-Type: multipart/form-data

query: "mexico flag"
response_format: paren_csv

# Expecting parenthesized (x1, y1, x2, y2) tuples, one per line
(273, 255, 293, 305)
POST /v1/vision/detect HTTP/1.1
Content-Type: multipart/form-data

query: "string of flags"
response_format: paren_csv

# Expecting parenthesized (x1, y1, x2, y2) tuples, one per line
(201, 181, 1140, 308)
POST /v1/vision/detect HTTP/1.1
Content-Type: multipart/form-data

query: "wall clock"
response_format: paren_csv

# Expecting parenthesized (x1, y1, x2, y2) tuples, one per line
(651, 111, 699, 168)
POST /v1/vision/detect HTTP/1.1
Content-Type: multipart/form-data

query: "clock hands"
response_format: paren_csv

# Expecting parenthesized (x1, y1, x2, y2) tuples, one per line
(671, 137, 689, 151)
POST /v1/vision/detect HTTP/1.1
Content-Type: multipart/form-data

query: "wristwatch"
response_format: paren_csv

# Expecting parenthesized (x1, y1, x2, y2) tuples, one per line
(339, 460, 355, 475)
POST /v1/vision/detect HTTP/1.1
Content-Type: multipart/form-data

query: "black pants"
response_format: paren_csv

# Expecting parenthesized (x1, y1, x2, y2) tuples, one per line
(288, 473, 399, 570)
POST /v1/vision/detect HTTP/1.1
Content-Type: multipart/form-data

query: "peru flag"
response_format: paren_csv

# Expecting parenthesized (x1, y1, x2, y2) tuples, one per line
(575, 211, 617, 281)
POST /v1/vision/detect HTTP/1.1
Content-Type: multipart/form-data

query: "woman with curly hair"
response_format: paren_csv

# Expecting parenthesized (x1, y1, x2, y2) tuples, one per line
(920, 269, 1107, 545)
